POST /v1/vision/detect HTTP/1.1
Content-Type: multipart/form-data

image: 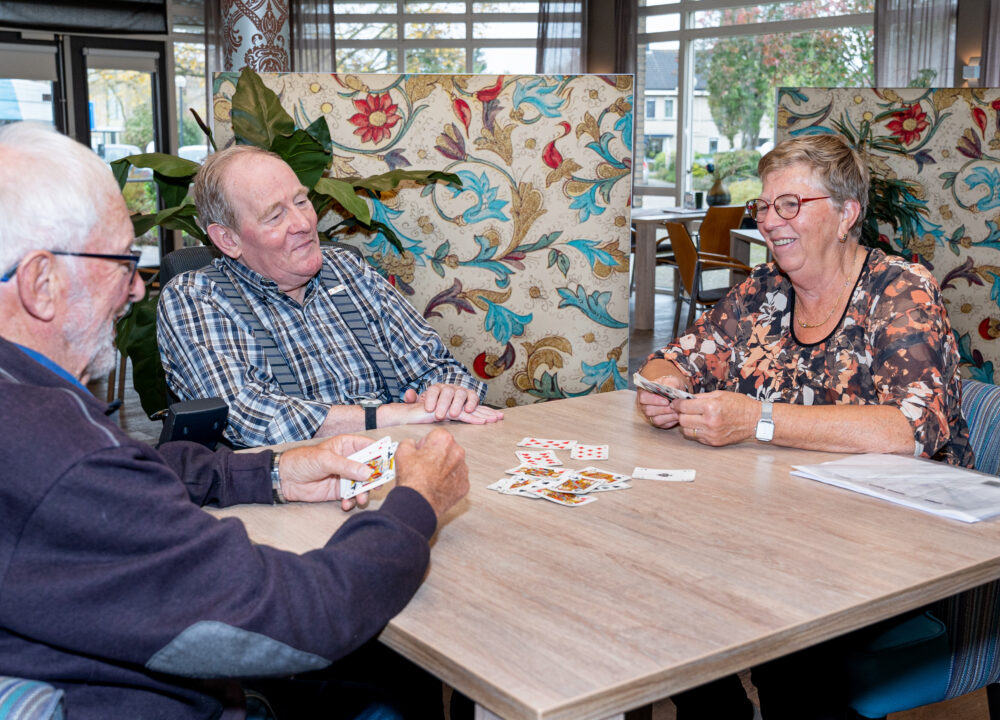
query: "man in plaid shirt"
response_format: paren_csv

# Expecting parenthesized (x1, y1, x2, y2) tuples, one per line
(158, 146, 503, 447)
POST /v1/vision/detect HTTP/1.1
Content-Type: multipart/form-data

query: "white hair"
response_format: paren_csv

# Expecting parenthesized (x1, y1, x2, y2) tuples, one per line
(0, 122, 122, 276)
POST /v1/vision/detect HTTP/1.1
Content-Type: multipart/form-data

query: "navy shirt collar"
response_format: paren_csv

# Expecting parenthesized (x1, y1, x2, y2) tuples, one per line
(13, 343, 88, 392)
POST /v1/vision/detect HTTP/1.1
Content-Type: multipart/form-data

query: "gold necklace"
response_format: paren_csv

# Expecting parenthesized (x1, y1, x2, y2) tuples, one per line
(796, 277, 849, 328)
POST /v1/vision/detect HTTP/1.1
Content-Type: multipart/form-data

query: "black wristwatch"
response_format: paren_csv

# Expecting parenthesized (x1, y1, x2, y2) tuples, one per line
(360, 398, 382, 430)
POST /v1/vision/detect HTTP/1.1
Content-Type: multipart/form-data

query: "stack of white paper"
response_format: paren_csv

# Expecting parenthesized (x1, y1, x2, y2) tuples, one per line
(791, 454, 1000, 523)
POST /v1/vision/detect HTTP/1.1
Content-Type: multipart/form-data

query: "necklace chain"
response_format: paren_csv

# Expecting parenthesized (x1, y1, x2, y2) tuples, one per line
(796, 250, 860, 329)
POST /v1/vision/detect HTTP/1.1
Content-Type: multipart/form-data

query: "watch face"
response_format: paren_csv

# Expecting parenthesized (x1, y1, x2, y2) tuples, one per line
(756, 420, 774, 442)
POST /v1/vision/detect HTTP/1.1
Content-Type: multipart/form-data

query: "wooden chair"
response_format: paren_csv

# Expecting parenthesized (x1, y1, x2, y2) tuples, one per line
(666, 221, 750, 338)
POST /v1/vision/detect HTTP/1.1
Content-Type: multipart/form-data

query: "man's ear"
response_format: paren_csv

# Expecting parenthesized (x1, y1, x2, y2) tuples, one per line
(16, 251, 59, 322)
(208, 224, 242, 260)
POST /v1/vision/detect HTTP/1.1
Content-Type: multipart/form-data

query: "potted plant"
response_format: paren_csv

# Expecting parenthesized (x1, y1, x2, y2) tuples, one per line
(693, 149, 759, 206)
(112, 67, 462, 416)
(831, 117, 926, 257)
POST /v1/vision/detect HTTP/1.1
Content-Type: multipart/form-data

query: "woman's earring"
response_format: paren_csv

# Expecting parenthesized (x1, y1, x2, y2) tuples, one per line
(838, 232, 848, 243)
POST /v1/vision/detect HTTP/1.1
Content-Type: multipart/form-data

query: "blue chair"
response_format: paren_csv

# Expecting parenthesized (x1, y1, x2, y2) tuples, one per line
(846, 378, 1000, 719)
(0, 677, 64, 720)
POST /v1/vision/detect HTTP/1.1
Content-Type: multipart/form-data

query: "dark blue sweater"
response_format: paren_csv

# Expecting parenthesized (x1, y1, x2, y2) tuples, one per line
(0, 336, 437, 719)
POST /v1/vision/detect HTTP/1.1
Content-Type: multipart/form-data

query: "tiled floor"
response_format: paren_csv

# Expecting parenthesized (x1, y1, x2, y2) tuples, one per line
(94, 267, 990, 720)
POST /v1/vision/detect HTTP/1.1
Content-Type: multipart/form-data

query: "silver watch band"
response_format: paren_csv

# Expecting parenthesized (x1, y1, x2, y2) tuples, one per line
(271, 451, 285, 504)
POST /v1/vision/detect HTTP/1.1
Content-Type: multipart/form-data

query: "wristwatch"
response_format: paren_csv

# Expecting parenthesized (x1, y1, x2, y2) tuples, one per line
(360, 398, 382, 431)
(755, 400, 774, 443)
(270, 452, 285, 504)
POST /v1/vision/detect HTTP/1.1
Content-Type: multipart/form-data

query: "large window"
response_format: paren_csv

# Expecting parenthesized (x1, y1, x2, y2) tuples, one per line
(635, 0, 874, 208)
(332, 1, 539, 74)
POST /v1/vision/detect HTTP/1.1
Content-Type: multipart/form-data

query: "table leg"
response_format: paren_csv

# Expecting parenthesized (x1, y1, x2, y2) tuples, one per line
(633, 222, 657, 331)
(474, 705, 624, 720)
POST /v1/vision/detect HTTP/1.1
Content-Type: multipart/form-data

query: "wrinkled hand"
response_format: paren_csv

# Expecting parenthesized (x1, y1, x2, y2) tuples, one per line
(394, 428, 469, 519)
(402, 385, 504, 425)
(636, 374, 687, 429)
(671, 390, 759, 447)
(279, 434, 373, 510)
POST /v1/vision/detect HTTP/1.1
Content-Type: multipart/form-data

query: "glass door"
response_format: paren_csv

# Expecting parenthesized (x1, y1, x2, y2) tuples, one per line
(70, 37, 169, 264)
(0, 34, 61, 129)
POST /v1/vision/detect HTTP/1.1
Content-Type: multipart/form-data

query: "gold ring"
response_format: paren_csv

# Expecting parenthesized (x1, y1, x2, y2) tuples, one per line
(693, 427, 698, 437)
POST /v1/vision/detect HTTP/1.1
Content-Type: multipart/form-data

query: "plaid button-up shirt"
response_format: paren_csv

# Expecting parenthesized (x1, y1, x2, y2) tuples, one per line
(157, 247, 485, 447)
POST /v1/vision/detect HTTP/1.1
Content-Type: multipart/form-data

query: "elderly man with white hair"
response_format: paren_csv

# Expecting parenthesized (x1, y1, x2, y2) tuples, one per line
(0, 122, 469, 719)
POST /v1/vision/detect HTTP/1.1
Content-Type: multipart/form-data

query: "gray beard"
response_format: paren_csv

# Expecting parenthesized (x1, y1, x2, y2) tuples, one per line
(65, 284, 125, 381)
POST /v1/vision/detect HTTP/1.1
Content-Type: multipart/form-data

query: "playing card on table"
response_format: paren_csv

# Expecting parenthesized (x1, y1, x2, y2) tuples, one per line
(573, 466, 631, 484)
(590, 481, 632, 492)
(516, 437, 576, 450)
(340, 436, 396, 500)
(502, 475, 547, 498)
(633, 372, 695, 401)
(550, 475, 605, 494)
(530, 488, 598, 506)
(570, 443, 609, 461)
(632, 467, 696, 482)
(504, 465, 572, 480)
(514, 449, 562, 467)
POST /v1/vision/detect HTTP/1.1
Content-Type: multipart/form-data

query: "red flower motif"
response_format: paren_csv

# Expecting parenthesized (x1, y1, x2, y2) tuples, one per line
(348, 93, 401, 145)
(885, 104, 929, 146)
(974, 107, 987, 135)
(475, 76, 504, 103)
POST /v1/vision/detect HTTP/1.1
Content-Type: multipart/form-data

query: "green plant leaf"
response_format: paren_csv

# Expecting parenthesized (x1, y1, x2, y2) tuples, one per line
(314, 177, 371, 224)
(110, 158, 130, 189)
(272, 128, 330, 189)
(125, 152, 201, 177)
(231, 67, 295, 150)
(153, 172, 194, 209)
(190, 108, 217, 152)
(114, 292, 168, 417)
(348, 170, 462, 193)
(304, 115, 332, 154)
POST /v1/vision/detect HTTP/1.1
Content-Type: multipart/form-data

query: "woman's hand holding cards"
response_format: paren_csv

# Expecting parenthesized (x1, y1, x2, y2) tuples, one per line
(635, 371, 692, 429)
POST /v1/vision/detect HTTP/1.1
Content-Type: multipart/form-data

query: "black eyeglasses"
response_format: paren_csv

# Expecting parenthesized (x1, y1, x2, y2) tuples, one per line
(1, 250, 142, 284)
(746, 194, 831, 222)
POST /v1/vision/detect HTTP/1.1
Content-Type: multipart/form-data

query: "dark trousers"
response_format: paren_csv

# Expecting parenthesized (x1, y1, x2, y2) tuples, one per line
(672, 636, 853, 720)
(245, 639, 446, 720)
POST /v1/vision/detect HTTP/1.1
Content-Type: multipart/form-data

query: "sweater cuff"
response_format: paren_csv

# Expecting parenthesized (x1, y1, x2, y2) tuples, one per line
(226, 449, 275, 505)
(379, 486, 438, 540)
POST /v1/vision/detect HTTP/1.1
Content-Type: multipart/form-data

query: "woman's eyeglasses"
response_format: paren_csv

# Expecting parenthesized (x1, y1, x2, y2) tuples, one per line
(746, 194, 830, 222)
(1, 250, 142, 283)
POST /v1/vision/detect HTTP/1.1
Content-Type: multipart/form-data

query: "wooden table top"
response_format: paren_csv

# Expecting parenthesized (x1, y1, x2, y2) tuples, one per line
(214, 391, 1000, 720)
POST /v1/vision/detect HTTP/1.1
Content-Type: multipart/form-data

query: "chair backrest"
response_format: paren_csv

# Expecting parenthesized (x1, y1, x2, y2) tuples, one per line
(697, 205, 748, 256)
(664, 222, 698, 297)
(960, 378, 1000, 475)
(159, 245, 220, 288)
(0, 677, 64, 720)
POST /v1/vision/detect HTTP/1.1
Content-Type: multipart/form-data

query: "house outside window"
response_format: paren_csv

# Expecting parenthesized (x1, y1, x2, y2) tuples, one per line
(634, 0, 874, 207)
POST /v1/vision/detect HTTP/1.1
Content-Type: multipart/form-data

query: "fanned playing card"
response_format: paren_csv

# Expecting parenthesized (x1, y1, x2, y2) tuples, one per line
(570, 443, 609, 461)
(340, 436, 396, 500)
(530, 488, 598, 506)
(633, 372, 695, 400)
(550, 475, 605, 494)
(574, 466, 631, 484)
(504, 465, 571, 480)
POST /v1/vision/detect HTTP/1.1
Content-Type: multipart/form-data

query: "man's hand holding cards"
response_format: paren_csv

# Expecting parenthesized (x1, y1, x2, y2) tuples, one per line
(340, 436, 398, 500)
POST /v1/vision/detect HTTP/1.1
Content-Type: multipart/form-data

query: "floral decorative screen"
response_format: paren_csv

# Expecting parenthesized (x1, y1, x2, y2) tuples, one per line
(777, 88, 1000, 384)
(212, 73, 633, 407)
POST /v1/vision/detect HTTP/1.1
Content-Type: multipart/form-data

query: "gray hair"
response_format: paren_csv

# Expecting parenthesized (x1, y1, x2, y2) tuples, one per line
(757, 134, 870, 239)
(192, 145, 284, 230)
(0, 122, 121, 276)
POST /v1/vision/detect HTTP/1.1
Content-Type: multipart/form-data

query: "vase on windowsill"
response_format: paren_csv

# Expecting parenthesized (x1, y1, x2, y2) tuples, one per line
(706, 178, 730, 206)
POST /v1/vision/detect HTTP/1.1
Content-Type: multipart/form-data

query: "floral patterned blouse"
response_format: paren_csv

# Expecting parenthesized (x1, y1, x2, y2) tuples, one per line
(650, 248, 973, 467)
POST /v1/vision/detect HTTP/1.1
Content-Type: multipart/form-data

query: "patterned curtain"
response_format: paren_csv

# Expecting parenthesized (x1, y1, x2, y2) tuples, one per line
(290, 0, 337, 72)
(536, 0, 587, 74)
(981, 0, 1000, 87)
(874, 0, 957, 86)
